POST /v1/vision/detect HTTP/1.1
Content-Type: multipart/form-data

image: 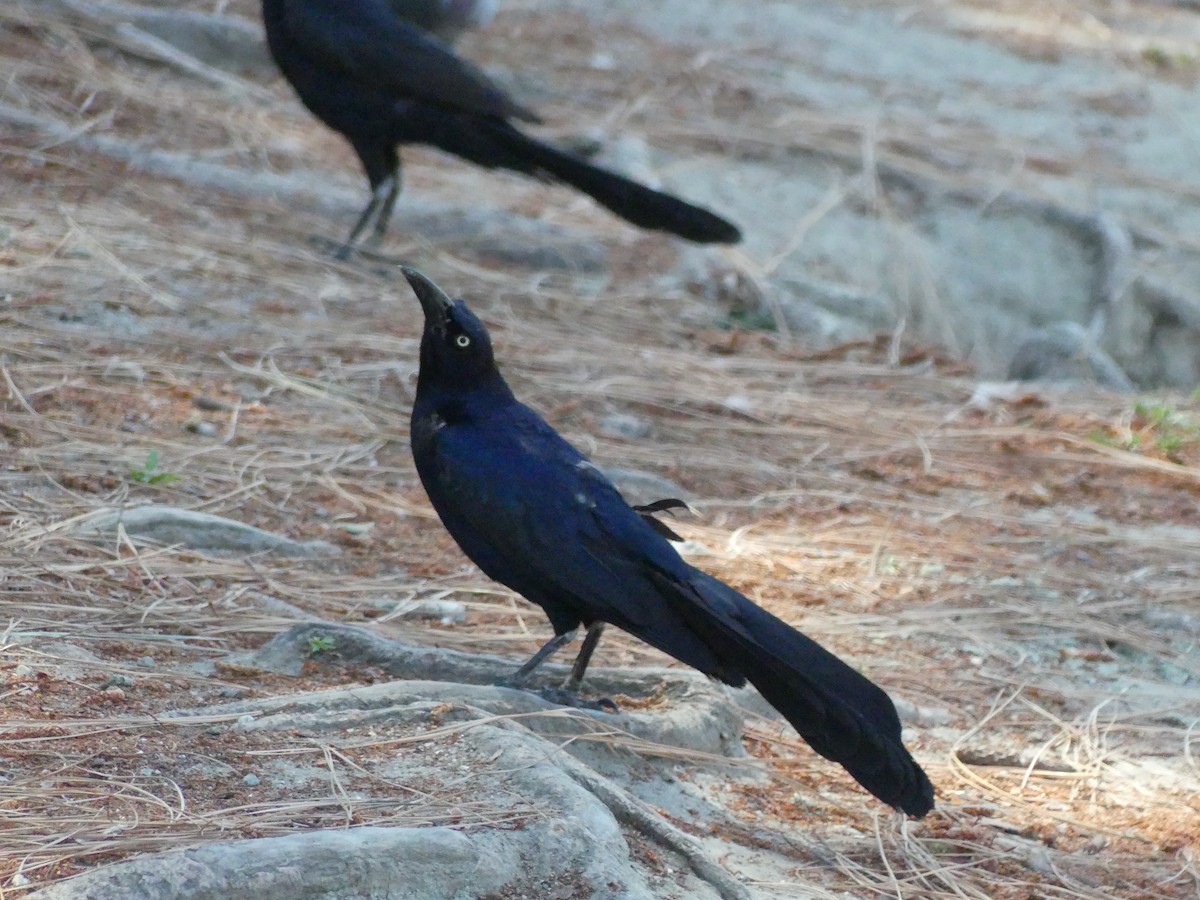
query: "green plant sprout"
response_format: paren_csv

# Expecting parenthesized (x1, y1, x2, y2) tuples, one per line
(1090, 400, 1199, 459)
(305, 634, 337, 657)
(129, 450, 180, 485)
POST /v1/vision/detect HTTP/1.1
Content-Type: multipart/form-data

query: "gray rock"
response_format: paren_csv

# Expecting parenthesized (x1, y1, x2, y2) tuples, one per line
(24, 721, 749, 899)
(101, 358, 146, 383)
(375, 597, 468, 624)
(560, 1, 1200, 389)
(75, 506, 338, 558)
(774, 275, 898, 343)
(1138, 304, 1200, 388)
(1136, 274, 1200, 331)
(216, 622, 746, 759)
(21, 825, 525, 900)
(458, 231, 608, 273)
(597, 412, 653, 440)
(33, 642, 105, 682)
(1008, 322, 1135, 392)
(1142, 606, 1200, 637)
(25, 0, 273, 75)
(184, 420, 218, 437)
(890, 696, 955, 727)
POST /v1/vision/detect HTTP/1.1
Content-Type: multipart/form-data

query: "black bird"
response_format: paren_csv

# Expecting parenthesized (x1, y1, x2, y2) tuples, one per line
(261, 0, 742, 258)
(403, 267, 934, 817)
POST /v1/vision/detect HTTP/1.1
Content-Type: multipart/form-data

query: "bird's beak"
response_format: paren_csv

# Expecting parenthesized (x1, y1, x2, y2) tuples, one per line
(401, 266, 454, 326)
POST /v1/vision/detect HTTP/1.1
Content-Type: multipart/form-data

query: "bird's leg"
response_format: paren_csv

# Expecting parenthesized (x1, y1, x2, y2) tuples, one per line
(369, 166, 403, 244)
(495, 627, 617, 713)
(336, 174, 396, 260)
(563, 622, 605, 691)
(548, 621, 616, 711)
(498, 628, 577, 688)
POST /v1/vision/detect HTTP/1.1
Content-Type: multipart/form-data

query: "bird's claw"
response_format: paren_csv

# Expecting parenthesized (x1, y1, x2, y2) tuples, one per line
(493, 677, 617, 712)
(305, 234, 355, 260)
(535, 686, 619, 713)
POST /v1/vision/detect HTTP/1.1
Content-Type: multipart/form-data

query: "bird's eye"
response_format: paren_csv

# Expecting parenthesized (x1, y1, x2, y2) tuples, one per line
(454, 334, 471, 348)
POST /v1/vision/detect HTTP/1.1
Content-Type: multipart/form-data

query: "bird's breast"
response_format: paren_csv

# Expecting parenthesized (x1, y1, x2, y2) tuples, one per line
(410, 410, 447, 450)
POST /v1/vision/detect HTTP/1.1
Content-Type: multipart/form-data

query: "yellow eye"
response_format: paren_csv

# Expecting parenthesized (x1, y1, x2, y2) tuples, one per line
(455, 334, 471, 348)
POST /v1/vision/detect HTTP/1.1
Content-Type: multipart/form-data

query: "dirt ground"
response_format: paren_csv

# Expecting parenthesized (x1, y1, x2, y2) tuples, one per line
(1, 0, 1198, 897)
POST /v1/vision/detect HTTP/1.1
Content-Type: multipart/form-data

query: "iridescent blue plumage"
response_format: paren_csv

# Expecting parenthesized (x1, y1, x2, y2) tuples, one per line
(404, 268, 933, 817)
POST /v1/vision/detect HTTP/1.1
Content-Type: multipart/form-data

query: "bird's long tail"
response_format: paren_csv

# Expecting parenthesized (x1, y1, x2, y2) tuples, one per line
(411, 111, 741, 243)
(658, 569, 935, 816)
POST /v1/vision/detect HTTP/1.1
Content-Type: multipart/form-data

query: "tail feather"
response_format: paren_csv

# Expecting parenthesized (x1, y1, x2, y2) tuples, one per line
(516, 136, 742, 244)
(409, 110, 741, 243)
(661, 570, 935, 816)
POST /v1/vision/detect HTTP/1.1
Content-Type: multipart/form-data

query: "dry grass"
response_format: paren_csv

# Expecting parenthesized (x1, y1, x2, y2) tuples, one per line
(0, 708, 551, 886)
(1, 0, 1199, 897)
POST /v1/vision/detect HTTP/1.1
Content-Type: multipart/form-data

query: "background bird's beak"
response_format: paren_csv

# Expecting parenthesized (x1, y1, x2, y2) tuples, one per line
(401, 266, 454, 325)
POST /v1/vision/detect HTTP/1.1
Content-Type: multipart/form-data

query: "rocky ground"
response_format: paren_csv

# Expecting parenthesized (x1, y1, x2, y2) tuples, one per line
(1, 0, 1198, 897)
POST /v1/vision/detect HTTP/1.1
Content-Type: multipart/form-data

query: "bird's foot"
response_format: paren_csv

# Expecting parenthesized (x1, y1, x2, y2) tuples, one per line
(493, 676, 617, 712)
(534, 686, 619, 713)
(306, 234, 355, 260)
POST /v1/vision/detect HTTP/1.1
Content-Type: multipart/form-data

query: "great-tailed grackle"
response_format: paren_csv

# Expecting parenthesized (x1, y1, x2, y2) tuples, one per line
(403, 267, 934, 817)
(261, 0, 742, 258)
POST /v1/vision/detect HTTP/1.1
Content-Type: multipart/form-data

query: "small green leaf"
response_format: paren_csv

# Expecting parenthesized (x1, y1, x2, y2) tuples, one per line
(306, 634, 337, 657)
(130, 450, 181, 485)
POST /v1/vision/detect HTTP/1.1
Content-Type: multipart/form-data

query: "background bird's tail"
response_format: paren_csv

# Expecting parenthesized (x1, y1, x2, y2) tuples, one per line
(517, 135, 742, 243)
(660, 569, 935, 816)
(416, 112, 741, 243)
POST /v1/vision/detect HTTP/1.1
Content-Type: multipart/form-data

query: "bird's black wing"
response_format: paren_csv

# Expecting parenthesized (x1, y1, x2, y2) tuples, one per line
(279, 0, 538, 120)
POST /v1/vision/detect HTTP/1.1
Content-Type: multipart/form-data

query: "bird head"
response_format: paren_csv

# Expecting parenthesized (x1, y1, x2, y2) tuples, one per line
(402, 267, 507, 396)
